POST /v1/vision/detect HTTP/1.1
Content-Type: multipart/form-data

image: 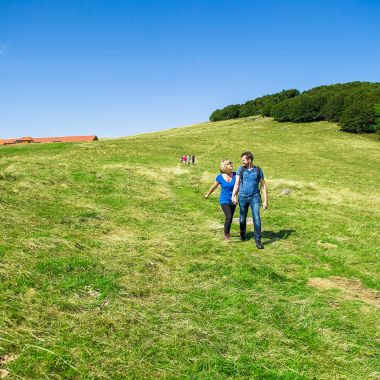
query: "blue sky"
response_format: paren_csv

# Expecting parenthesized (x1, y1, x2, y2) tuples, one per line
(1, 0, 379, 138)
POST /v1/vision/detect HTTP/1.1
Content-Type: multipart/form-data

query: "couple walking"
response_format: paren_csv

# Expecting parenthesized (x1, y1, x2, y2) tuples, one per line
(205, 151, 268, 249)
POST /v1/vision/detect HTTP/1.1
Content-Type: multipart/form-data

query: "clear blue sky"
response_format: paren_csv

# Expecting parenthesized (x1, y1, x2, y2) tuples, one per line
(1, 0, 379, 138)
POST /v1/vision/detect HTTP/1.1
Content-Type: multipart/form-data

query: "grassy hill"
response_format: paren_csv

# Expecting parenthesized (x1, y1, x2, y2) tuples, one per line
(1, 117, 379, 379)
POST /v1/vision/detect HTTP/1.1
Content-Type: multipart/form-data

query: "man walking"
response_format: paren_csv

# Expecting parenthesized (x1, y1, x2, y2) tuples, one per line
(232, 151, 268, 249)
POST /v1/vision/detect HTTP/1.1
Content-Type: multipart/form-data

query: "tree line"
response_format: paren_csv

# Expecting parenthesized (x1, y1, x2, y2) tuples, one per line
(209, 82, 380, 134)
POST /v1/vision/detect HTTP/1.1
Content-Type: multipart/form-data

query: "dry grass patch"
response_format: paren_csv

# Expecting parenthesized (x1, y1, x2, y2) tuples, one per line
(317, 241, 338, 249)
(200, 170, 214, 184)
(161, 166, 188, 175)
(23, 237, 76, 252)
(101, 228, 136, 243)
(0, 354, 18, 365)
(317, 187, 380, 206)
(207, 221, 224, 230)
(268, 178, 316, 190)
(269, 177, 380, 209)
(308, 276, 380, 308)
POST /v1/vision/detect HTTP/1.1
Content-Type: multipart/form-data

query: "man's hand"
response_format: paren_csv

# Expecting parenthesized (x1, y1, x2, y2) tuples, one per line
(232, 195, 238, 205)
(263, 201, 268, 210)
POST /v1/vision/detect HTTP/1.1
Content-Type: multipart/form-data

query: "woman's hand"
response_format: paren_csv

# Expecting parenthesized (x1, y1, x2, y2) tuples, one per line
(204, 193, 209, 199)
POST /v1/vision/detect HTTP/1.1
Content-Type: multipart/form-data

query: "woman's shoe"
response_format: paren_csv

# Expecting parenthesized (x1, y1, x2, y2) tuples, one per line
(224, 234, 231, 241)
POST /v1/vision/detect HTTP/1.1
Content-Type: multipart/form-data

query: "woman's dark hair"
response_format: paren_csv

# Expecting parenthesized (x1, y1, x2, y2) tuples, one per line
(241, 151, 254, 161)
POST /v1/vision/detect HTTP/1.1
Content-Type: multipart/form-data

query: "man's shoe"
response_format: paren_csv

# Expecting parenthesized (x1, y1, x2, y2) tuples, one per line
(240, 231, 246, 241)
(255, 240, 264, 249)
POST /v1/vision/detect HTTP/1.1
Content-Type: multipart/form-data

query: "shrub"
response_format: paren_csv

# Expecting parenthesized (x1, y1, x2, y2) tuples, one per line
(340, 100, 376, 133)
(320, 94, 345, 122)
(212, 89, 300, 121)
(209, 105, 241, 122)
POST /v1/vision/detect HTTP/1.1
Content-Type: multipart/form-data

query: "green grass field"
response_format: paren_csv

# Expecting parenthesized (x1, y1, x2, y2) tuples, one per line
(1, 117, 379, 379)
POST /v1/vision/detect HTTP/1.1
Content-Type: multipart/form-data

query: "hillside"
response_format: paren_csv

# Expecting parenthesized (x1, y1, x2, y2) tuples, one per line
(1, 117, 379, 379)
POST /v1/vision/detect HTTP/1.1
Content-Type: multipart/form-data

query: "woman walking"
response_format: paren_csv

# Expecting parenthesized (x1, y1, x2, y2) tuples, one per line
(205, 160, 237, 240)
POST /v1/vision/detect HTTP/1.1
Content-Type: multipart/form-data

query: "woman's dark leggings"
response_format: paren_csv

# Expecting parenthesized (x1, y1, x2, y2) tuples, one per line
(221, 204, 236, 235)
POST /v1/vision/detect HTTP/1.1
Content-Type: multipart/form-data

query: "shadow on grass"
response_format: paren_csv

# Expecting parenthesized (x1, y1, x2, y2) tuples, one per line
(245, 229, 295, 245)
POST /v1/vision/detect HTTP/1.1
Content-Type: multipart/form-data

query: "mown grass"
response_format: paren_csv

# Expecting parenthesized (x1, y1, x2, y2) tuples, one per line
(0, 117, 379, 379)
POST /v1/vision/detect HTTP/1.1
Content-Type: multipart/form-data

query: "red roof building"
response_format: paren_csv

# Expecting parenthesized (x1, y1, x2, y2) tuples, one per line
(0, 139, 16, 145)
(33, 135, 98, 143)
(1, 135, 98, 145)
(15, 136, 34, 144)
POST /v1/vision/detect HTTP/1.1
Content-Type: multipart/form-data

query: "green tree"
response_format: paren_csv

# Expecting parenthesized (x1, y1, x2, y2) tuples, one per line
(321, 94, 345, 122)
(340, 100, 376, 133)
(209, 105, 241, 121)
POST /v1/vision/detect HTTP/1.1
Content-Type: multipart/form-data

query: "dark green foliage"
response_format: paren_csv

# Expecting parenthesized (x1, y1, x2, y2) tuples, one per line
(209, 104, 241, 121)
(320, 94, 345, 122)
(210, 82, 380, 133)
(239, 89, 300, 118)
(210, 90, 299, 121)
(340, 100, 376, 133)
(374, 104, 380, 137)
(272, 95, 327, 123)
(270, 98, 293, 122)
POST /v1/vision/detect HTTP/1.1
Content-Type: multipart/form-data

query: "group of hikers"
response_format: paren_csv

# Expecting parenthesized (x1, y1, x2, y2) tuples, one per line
(205, 151, 268, 249)
(181, 154, 195, 165)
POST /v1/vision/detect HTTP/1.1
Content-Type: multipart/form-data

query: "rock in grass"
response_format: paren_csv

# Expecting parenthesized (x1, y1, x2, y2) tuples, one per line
(280, 188, 291, 195)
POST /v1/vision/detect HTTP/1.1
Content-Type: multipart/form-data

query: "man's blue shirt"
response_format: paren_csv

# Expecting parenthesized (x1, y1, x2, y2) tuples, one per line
(237, 166, 264, 197)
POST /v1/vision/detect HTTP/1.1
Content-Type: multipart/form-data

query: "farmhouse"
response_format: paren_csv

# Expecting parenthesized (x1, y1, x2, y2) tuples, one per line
(0, 135, 98, 145)
(33, 135, 98, 143)
(0, 138, 17, 145)
(15, 136, 34, 144)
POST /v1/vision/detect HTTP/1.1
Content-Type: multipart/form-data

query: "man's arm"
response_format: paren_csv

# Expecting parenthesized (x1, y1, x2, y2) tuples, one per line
(260, 178, 268, 209)
(232, 175, 241, 204)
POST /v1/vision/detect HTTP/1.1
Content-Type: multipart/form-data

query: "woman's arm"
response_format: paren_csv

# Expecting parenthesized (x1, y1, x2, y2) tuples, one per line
(204, 181, 219, 198)
(231, 175, 241, 204)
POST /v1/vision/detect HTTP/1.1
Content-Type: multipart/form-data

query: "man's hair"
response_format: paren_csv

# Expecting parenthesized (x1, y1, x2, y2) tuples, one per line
(241, 151, 254, 161)
(220, 159, 232, 173)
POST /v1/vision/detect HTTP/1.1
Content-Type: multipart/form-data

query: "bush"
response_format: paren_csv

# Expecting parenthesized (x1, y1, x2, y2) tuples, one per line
(271, 98, 293, 122)
(320, 94, 345, 122)
(209, 105, 241, 121)
(286, 96, 326, 123)
(211, 89, 300, 121)
(340, 100, 376, 133)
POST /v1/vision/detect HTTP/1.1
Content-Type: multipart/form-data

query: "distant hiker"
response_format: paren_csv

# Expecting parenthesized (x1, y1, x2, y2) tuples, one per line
(187, 154, 191, 165)
(232, 151, 267, 249)
(182, 155, 187, 164)
(205, 160, 237, 241)
(191, 154, 195, 164)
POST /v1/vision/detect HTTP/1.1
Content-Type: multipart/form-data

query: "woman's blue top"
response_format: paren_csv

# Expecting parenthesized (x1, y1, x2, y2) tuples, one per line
(216, 172, 236, 205)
